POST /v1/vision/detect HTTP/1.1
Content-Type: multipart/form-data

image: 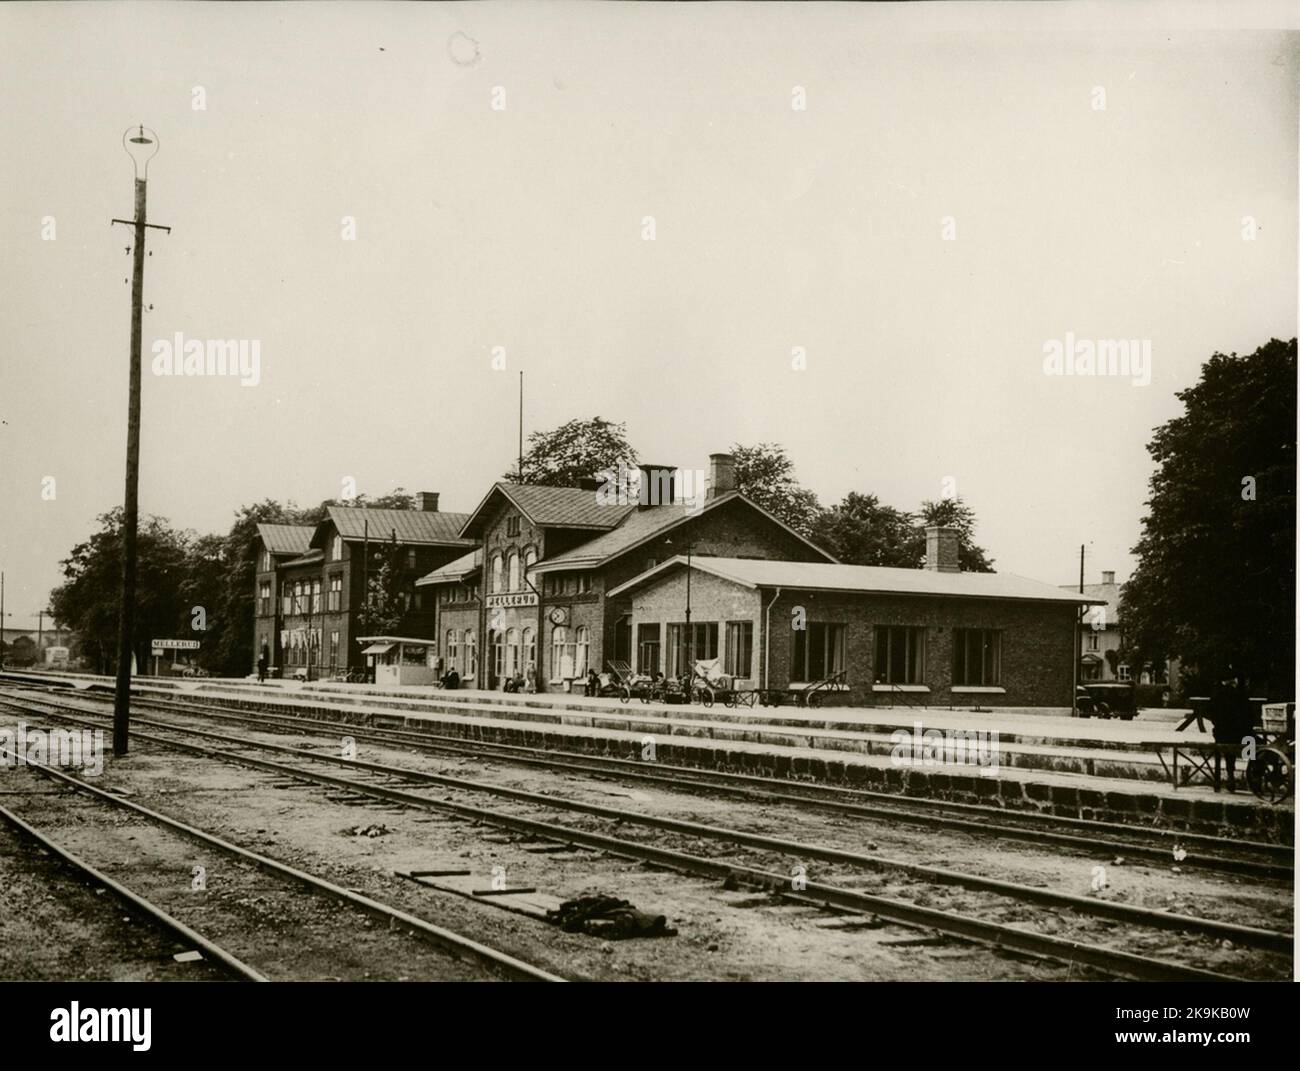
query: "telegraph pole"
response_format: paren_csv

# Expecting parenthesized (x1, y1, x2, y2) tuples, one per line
(518, 370, 524, 481)
(110, 126, 170, 756)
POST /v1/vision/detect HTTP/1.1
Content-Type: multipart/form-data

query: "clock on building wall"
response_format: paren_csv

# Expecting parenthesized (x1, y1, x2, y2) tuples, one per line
(548, 606, 569, 626)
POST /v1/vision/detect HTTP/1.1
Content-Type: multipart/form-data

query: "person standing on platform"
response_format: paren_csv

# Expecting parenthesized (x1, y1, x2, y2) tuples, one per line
(258, 644, 269, 683)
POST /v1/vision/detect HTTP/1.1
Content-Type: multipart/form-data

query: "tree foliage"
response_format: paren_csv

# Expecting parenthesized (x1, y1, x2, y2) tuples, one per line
(1122, 338, 1296, 696)
(731, 442, 821, 534)
(509, 418, 638, 487)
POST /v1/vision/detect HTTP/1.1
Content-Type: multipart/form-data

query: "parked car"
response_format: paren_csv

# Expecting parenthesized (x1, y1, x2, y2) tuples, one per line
(1076, 682, 1137, 720)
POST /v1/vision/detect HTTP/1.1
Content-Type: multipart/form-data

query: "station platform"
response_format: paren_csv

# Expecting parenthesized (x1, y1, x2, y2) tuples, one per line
(5, 670, 1294, 842)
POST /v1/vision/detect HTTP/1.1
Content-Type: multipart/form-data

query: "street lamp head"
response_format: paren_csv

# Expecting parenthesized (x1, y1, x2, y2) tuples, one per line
(122, 124, 159, 179)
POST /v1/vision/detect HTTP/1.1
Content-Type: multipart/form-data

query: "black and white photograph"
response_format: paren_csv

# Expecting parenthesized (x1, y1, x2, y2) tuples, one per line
(0, 0, 1295, 1054)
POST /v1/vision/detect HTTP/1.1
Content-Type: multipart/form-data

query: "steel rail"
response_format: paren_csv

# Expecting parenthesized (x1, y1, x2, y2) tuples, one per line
(4, 677, 1287, 869)
(0, 733, 564, 983)
(0, 798, 268, 981)
(1, 697, 1271, 980)
(96, 687, 1293, 879)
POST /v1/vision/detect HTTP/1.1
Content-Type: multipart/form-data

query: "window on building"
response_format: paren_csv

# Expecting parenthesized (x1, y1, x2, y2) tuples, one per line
(447, 629, 458, 671)
(261, 549, 271, 572)
(331, 535, 343, 561)
(551, 626, 572, 680)
(791, 623, 846, 682)
(310, 578, 322, 614)
(952, 628, 1001, 686)
(406, 548, 417, 570)
(667, 622, 719, 678)
(574, 626, 590, 677)
(465, 630, 477, 677)
(492, 630, 505, 681)
(329, 631, 339, 671)
(874, 626, 925, 685)
(637, 623, 661, 676)
(491, 555, 504, 594)
(523, 548, 537, 591)
(1086, 633, 1099, 652)
(282, 588, 292, 616)
(328, 574, 342, 612)
(507, 552, 520, 592)
(724, 621, 753, 679)
(259, 582, 271, 616)
(522, 627, 536, 675)
(505, 628, 519, 678)
(506, 515, 521, 537)
(1117, 664, 1131, 682)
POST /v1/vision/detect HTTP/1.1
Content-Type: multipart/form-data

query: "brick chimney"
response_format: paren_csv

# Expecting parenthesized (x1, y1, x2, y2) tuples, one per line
(1101, 570, 1115, 585)
(414, 492, 440, 512)
(637, 464, 675, 509)
(706, 452, 736, 501)
(924, 525, 960, 573)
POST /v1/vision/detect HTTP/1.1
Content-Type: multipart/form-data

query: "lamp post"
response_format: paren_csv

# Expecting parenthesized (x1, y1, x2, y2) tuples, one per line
(110, 125, 169, 756)
(664, 538, 695, 680)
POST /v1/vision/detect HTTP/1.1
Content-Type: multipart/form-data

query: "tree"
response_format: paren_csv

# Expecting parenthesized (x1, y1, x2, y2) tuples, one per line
(1122, 338, 1296, 696)
(357, 535, 405, 635)
(812, 493, 916, 566)
(731, 443, 821, 534)
(905, 498, 995, 573)
(49, 509, 191, 675)
(508, 418, 638, 487)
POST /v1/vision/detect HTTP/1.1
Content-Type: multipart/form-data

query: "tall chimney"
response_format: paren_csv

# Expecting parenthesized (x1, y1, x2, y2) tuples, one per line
(637, 464, 675, 509)
(924, 525, 960, 573)
(707, 453, 736, 501)
(1101, 570, 1115, 585)
(414, 492, 440, 512)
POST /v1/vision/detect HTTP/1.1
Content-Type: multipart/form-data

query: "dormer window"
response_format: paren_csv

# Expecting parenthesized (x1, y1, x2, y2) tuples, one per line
(331, 535, 343, 561)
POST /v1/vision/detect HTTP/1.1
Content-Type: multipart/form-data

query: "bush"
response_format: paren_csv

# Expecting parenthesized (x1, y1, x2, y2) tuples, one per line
(1134, 682, 1169, 709)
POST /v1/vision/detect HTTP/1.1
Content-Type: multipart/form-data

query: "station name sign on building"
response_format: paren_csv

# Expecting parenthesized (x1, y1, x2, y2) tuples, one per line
(485, 592, 538, 609)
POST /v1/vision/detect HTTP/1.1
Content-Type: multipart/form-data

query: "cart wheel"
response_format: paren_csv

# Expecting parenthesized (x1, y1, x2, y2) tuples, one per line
(724, 692, 738, 708)
(1247, 748, 1294, 804)
(698, 687, 713, 709)
(619, 687, 630, 704)
(807, 692, 823, 708)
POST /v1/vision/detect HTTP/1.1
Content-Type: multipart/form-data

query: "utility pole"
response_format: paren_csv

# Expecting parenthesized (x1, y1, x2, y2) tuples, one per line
(110, 125, 170, 757)
(518, 370, 524, 482)
(1072, 543, 1085, 716)
(0, 571, 5, 665)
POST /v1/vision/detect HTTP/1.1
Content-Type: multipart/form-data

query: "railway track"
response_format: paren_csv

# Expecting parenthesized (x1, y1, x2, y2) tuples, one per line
(2, 685, 1289, 982)
(13, 677, 1289, 880)
(0, 715, 563, 982)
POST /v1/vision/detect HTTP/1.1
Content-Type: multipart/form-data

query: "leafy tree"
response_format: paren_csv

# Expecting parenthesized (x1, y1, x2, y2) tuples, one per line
(508, 418, 638, 487)
(731, 442, 821, 534)
(325, 489, 416, 511)
(1122, 338, 1296, 696)
(812, 493, 916, 566)
(49, 509, 191, 675)
(904, 498, 995, 573)
(357, 536, 405, 635)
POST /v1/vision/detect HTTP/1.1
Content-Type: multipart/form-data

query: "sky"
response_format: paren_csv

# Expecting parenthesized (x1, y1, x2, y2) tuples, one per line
(1, 1, 1297, 631)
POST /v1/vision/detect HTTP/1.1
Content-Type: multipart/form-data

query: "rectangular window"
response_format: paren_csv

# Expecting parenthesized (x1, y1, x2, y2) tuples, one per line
(952, 628, 1002, 686)
(310, 578, 322, 614)
(406, 548, 417, 570)
(259, 582, 271, 616)
(874, 626, 925, 684)
(724, 621, 753, 678)
(282, 590, 292, 616)
(1086, 633, 1099, 651)
(329, 631, 339, 670)
(328, 574, 342, 612)
(637, 623, 661, 676)
(791, 623, 846, 682)
(666, 622, 719, 677)
(1117, 664, 1131, 682)
(506, 516, 520, 537)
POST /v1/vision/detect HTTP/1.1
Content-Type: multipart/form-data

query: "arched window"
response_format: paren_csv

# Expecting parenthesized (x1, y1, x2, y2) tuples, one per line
(464, 630, 477, 677)
(522, 627, 536, 676)
(505, 628, 519, 678)
(575, 626, 590, 678)
(507, 552, 520, 592)
(491, 630, 505, 682)
(447, 629, 458, 671)
(523, 547, 538, 591)
(491, 554, 504, 593)
(551, 626, 571, 681)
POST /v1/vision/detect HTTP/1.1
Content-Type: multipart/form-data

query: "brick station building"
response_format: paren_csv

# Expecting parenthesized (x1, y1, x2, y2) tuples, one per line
(417, 455, 833, 691)
(609, 527, 1103, 707)
(251, 493, 473, 677)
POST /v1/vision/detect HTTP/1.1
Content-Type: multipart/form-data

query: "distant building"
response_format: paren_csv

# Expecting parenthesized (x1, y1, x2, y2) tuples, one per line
(251, 493, 474, 677)
(1059, 570, 1169, 685)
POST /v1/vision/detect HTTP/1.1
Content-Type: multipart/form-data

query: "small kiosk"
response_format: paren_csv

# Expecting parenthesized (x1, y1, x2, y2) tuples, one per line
(356, 635, 439, 687)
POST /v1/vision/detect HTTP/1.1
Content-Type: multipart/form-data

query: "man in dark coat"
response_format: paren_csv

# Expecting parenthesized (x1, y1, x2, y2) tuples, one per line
(1207, 673, 1255, 792)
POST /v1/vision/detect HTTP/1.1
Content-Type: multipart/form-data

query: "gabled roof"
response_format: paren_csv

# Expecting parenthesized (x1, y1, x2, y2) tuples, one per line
(458, 483, 633, 539)
(609, 556, 1107, 605)
(1061, 580, 1123, 622)
(414, 548, 483, 587)
(318, 506, 475, 548)
(280, 548, 324, 569)
(256, 523, 314, 556)
(530, 492, 835, 573)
